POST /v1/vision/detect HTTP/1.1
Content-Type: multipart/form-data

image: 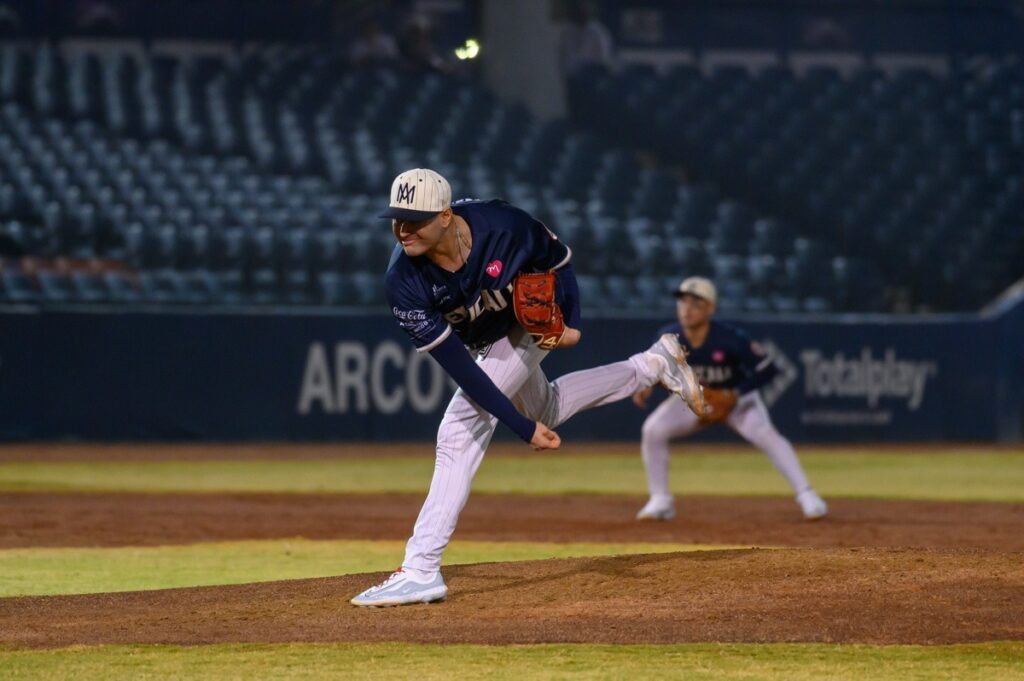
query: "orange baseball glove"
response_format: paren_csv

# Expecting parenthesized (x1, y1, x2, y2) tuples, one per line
(700, 387, 738, 424)
(512, 272, 566, 350)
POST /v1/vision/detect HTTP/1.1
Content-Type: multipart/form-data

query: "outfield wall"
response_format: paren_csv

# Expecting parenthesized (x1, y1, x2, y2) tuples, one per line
(1, 296, 1021, 442)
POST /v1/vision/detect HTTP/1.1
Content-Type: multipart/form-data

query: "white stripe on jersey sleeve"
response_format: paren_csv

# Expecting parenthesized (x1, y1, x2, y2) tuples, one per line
(416, 324, 454, 353)
(553, 244, 573, 270)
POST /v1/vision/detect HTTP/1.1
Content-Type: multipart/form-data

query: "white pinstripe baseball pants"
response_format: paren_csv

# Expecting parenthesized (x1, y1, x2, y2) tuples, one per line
(403, 327, 661, 574)
(640, 391, 812, 500)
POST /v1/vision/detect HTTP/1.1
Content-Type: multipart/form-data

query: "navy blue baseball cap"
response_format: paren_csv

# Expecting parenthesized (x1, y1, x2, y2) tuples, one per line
(379, 168, 452, 220)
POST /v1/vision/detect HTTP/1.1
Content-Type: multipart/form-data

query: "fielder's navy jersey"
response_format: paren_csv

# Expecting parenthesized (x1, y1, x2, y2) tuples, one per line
(657, 320, 776, 394)
(386, 199, 572, 351)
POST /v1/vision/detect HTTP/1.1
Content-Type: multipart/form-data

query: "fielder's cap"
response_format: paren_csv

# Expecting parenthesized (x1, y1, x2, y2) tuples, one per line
(379, 168, 452, 221)
(675, 276, 717, 304)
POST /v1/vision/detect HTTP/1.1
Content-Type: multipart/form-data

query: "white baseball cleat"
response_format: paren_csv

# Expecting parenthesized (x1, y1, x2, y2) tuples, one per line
(636, 495, 676, 521)
(350, 568, 448, 608)
(646, 333, 707, 417)
(796, 489, 828, 520)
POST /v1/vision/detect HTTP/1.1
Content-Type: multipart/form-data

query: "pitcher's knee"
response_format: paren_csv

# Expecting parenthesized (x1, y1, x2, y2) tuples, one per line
(749, 425, 787, 451)
(641, 417, 671, 446)
(520, 396, 549, 423)
(526, 383, 559, 426)
(435, 420, 467, 461)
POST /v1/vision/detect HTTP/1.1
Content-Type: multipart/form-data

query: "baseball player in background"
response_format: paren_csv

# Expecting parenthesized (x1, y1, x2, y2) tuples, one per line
(632, 277, 828, 521)
(351, 168, 706, 607)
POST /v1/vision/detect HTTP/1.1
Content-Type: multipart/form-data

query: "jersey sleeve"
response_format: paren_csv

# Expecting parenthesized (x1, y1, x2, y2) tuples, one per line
(385, 267, 452, 352)
(733, 328, 778, 394)
(507, 204, 572, 272)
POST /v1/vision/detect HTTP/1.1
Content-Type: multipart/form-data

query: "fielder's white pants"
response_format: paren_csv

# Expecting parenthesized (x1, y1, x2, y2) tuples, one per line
(403, 327, 662, 573)
(640, 391, 812, 499)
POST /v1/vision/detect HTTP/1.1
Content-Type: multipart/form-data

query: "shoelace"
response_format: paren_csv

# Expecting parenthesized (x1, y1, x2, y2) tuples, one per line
(370, 567, 406, 591)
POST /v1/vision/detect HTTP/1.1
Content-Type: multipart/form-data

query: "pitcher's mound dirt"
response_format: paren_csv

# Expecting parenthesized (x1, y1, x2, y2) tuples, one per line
(2, 548, 1022, 648)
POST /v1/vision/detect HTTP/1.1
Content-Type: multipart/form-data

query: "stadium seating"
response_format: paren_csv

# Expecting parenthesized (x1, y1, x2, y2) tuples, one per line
(568, 58, 1024, 311)
(0, 44, 1019, 312)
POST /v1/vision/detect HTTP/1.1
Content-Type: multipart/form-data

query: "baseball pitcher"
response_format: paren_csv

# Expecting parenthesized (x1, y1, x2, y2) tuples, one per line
(350, 168, 706, 607)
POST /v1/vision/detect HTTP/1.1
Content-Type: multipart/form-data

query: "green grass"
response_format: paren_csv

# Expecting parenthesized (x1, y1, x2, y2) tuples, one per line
(1, 642, 1022, 680)
(0, 539, 733, 597)
(0, 450, 1021, 501)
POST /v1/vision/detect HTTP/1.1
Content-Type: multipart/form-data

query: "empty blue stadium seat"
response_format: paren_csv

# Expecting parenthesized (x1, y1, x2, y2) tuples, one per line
(104, 271, 142, 302)
(178, 225, 212, 270)
(317, 271, 354, 305)
(312, 230, 343, 273)
(604, 275, 634, 307)
(833, 256, 886, 311)
(746, 254, 784, 293)
(217, 269, 244, 305)
(249, 268, 280, 305)
(575, 274, 603, 304)
(139, 270, 187, 304)
(742, 296, 772, 314)
(716, 279, 748, 308)
(37, 270, 75, 302)
(350, 272, 382, 306)
(181, 270, 219, 305)
(1, 269, 38, 302)
(802, 297, 833, 314)
(749, 218, 793, 257)
(283, 269, 312, 304)
(711, 254, 745, 282)
(281, 229, 311, 272)
(71, 271, 108, 303)
(148, 224, 178, 269)
(250, 227, 277, 271)
(634, 275, 669, 307)
(770, 295, 800, 314)
(212, 227, 248, 270)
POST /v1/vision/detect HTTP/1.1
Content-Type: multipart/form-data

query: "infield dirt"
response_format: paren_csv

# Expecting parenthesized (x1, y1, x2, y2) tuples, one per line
(2, 492, 1022, 550)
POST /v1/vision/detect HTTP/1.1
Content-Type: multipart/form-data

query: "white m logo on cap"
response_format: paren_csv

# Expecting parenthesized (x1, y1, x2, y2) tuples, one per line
(396, 183, 416, 205)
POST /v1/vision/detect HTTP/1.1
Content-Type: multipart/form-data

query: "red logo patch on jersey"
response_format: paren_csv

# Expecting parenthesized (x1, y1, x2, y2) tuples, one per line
(485, 260, 503, 278)
(712, 350, 726, 363)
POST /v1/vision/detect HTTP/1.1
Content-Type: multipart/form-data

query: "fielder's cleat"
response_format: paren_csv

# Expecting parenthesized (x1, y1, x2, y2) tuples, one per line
(796, 489, 828, 520)
(350, 568, 448, 608)
(636, 495, 676, 521)
(646, 333, 707, 417)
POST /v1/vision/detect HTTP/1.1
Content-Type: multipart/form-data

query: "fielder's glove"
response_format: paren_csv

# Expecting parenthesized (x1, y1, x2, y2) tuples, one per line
(700, 387, 738, 424)
(513, 272, 566, 350)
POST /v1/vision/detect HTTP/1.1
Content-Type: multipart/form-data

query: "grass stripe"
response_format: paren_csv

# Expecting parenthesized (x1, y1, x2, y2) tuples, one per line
(0, 642, 1022, 680)
(0, 451, 1021, 501)
(0, 539, 735, 597)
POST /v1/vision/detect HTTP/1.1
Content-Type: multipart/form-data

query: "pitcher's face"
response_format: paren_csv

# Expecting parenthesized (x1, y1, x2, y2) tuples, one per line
(392, 209, 450, 257)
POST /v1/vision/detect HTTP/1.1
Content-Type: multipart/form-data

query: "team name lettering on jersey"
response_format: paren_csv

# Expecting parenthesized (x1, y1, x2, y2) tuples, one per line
(696, 365, 734, 385)
(444, 284, 513, 325)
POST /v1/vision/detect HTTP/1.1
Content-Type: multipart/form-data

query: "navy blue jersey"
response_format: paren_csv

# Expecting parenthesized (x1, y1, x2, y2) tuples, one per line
(657, 320, 777, 394)
(385, 199, 572, 351)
